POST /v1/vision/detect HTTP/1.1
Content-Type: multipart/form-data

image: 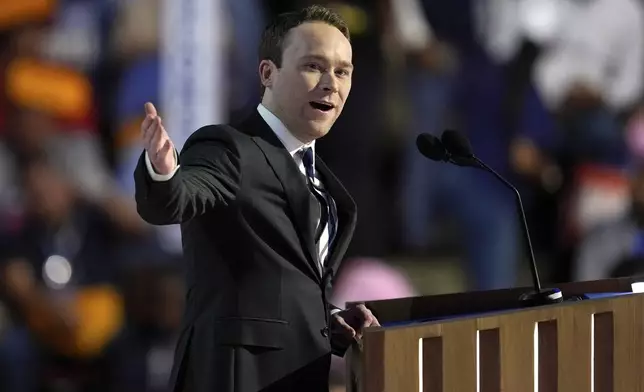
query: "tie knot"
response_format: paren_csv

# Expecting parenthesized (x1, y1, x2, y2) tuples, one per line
(301, 147, 315, 177)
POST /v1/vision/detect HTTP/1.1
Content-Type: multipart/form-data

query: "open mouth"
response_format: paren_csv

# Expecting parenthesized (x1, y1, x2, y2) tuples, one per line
(309, 101, 334, 112)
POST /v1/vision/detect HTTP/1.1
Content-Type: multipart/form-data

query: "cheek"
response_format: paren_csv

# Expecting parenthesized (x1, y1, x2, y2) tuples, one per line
(337, 87, 351, 109)
(298, 72, 322, 92)
(277, 75, 312, 102)
(342, 82, 352, 97)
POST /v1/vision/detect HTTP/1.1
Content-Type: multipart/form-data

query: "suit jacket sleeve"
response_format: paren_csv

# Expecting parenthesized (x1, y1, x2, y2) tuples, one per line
(134, 125, 242, 225)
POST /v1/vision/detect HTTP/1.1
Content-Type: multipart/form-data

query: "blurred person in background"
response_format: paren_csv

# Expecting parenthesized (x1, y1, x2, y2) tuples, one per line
(573, 106, 644, 281)
(518, 0, 644, 282)
(0, 155, 130, 392)
(106, 264, 184, 392)
(0, 18, 147, 237)
(0, 101, 146, 236)
(225, 0, 268, 112)
(392, 0, 522, 290)
(110, 0, 266, 257)
(574, 165, 644, 280)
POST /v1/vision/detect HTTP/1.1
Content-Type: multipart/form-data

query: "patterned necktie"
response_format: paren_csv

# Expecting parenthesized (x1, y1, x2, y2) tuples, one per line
(301, 147, 338, 256)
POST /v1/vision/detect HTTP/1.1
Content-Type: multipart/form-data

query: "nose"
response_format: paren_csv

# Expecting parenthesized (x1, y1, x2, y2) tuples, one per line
(319, 72, 339, 93)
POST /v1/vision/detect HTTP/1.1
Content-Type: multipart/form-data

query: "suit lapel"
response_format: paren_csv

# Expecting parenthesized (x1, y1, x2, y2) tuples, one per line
(238, 112, 321, 282)
(316, 157, 357, 273)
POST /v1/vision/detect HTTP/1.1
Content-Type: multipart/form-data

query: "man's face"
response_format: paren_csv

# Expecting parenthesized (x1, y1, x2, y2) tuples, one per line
(261, 22, 353, 142)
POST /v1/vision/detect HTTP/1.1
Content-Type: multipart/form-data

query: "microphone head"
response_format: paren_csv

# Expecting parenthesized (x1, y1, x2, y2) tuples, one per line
(441, 129, 474, 158)
(416, 133, 447, 162)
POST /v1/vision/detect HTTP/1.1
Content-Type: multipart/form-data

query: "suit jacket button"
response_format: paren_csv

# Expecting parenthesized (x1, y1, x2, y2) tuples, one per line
(320, 327, 329, 337)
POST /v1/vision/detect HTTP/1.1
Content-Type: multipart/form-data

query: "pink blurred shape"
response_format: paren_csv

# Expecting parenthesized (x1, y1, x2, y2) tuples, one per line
(331, 257, 417, 307)
(627, 110, 644, 161)
(329, 257, 417, 383)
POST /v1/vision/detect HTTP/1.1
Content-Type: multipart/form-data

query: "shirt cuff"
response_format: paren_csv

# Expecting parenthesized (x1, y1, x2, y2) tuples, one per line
(145, 151, 180, 182)
(330, 308, 342, 316)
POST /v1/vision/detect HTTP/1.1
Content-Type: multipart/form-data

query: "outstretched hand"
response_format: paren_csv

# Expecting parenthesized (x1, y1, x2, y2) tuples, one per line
(141, 102, 176, 175)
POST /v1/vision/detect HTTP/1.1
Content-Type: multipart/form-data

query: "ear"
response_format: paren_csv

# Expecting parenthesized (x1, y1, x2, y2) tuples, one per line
(259, 59, 276, 89)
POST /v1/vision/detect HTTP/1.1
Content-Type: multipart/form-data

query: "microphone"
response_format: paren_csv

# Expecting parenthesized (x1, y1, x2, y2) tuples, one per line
(416, 131, 563, 305)
(415, 133, 475, 167)
(438, 129, 562, 306)
(416, 133, 448, 162)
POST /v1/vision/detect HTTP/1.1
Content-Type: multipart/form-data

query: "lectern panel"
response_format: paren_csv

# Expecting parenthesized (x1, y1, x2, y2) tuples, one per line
(441, 320, 477, 392)
(499, 320, 535, 391)
(613, 298, 644, 392)
(557, 309, 592, 391)
(351, 290, 644, 392)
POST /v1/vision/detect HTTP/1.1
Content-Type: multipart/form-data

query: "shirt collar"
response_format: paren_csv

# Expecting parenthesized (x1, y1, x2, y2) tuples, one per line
(257, 103, 315, 158)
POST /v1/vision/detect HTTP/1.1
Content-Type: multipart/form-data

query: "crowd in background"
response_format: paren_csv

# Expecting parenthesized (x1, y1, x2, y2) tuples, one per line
(0, 0, 643, 391)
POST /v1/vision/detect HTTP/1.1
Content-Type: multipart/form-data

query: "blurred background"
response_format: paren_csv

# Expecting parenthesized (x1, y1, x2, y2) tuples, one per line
(0, 0, 643, 391)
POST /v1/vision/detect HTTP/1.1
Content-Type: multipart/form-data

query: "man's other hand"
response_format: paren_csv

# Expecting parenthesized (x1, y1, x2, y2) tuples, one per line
(332, 304, 380, 340)
(141, 102, 176, 175)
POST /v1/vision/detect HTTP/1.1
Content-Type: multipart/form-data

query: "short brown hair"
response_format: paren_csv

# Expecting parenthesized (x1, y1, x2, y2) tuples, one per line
(259, 5, 350, 68)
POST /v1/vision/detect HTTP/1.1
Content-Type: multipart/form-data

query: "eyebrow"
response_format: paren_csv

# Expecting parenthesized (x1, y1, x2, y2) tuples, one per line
(302, 55, 354, 70)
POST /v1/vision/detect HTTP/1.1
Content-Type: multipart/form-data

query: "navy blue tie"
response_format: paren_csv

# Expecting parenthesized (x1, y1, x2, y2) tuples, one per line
(301, 148, 338, 252)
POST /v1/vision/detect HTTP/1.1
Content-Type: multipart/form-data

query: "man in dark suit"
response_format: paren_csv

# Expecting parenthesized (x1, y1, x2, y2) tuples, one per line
(133, 5, 379, 392)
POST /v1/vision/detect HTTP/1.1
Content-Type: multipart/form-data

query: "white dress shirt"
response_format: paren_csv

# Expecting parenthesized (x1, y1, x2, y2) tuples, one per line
(145, 104, 333, 270)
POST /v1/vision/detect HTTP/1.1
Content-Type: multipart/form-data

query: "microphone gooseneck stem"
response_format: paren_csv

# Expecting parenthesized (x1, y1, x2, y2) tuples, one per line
(473, 157, 542, 292)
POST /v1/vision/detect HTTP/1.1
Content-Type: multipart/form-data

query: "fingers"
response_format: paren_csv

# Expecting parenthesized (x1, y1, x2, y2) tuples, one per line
(358, 304, 371, 324)
(144, 102, 158, 117)
(141, 102, 160, 145)
(149, 119, 168, 154)
(335, 316, 356, 338)
(362, 313, 373, 330)
(142, 118, 157, 147)
(357, 304, 379, 329)
(333, 306, 380, 342)
(159, 138, 174, 157)
(144, 117, 167, 152)
(141, 114, 156, 134)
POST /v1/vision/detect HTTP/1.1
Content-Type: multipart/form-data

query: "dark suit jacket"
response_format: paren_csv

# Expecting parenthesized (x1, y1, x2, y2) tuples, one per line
(134, 111, 357, 392)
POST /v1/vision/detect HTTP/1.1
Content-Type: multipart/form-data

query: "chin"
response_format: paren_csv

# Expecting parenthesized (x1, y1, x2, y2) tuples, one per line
(307, 126, 331, 140)
(306, 120, 334, 138)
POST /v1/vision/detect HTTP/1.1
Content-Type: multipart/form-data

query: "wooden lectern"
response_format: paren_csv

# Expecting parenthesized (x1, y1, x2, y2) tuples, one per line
(346, 276, 644, 391)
